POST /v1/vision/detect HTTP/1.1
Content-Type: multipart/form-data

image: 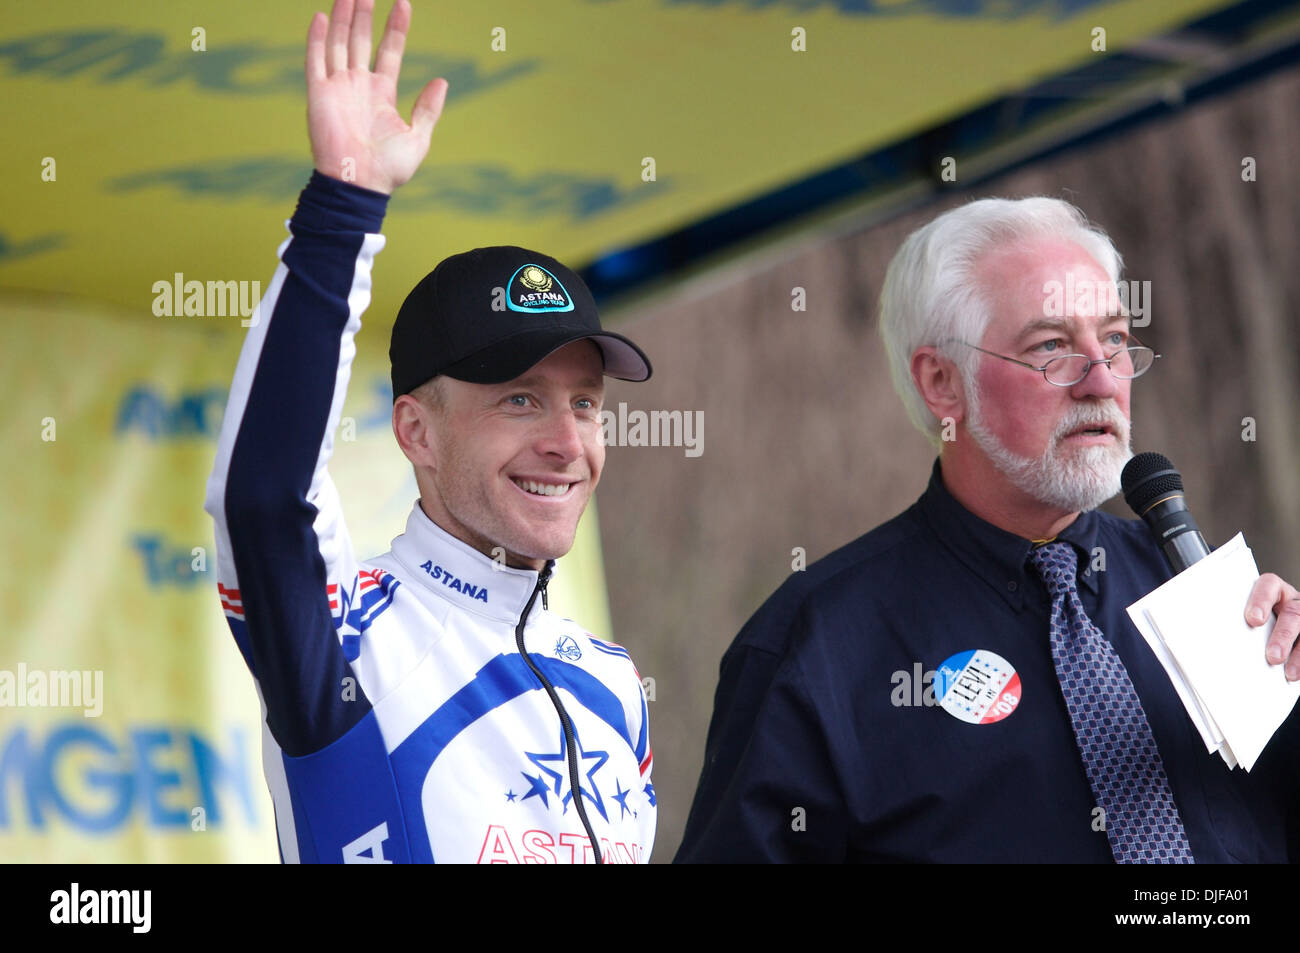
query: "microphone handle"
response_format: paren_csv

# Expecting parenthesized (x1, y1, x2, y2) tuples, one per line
(1143, 495, 1211, 574)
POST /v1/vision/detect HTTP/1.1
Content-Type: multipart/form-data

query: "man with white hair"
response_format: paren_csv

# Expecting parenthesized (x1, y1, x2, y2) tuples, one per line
(676, 197, 1300, 863)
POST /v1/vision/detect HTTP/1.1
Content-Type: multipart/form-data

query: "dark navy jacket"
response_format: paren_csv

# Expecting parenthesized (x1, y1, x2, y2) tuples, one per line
(676, 460, 1300, 862)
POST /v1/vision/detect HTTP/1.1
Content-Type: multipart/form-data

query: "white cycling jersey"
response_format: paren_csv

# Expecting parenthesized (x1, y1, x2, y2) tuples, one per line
(204, 172, 655, 864)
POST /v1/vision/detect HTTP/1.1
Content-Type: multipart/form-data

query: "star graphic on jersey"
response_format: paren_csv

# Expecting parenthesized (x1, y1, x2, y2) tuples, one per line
(524, 725, 610, 822)
(612, 780, 633, 820)
(505, 789, 517, 802)
(519, 772, 551, 808)
(643, 781, 656, 808)
(524, 750, 566, 804)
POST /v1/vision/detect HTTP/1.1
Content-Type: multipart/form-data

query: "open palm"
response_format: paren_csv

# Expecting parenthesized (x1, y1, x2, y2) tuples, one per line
(306, 0, 448, 195)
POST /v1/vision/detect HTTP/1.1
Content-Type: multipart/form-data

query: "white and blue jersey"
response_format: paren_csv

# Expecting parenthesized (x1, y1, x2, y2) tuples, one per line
(204, 172, 655, 864)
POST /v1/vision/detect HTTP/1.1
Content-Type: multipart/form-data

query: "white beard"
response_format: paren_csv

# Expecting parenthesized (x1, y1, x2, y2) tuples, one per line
(964, 381, 1133, 513)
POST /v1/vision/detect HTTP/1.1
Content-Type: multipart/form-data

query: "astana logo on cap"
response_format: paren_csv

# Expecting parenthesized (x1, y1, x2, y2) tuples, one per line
(508, 264, 573, 314)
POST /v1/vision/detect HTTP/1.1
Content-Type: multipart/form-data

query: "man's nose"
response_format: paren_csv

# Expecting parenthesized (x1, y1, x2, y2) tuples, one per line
(1070, 345, 1120, 400)
(537, 407, 584, 461)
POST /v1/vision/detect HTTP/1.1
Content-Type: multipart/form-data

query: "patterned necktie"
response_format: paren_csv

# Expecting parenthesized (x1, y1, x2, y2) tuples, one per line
(1027, 541, 1194, 863)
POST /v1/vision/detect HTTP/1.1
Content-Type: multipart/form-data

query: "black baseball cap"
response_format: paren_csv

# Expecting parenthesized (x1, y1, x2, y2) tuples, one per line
(390, 245, 652, 398)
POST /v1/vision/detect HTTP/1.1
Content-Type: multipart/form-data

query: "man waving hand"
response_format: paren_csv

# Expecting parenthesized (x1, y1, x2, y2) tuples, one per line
(205, 0, 656, 865)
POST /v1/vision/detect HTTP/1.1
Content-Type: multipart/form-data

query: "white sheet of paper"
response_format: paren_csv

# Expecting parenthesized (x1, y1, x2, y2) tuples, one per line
(1131, 605, 1220, 751)
(1127, 539, 1249, 759)
(1137, 607, 1238, 768)
(1127, 533, 1300, 771)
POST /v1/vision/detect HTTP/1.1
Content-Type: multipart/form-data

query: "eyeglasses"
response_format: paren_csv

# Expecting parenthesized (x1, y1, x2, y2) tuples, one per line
(953, 338, 1160, 387)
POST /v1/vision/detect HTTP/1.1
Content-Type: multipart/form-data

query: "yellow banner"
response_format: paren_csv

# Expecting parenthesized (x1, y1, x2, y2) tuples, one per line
(2, 0, 1227, 329)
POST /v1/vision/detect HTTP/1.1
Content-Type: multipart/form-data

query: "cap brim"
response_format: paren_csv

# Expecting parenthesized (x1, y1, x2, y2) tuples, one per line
(440, 328, 652, 384)
(586, 332, 653, 382)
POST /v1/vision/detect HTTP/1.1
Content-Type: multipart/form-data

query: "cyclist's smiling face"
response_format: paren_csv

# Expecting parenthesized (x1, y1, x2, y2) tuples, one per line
(421, 341, 606, 570)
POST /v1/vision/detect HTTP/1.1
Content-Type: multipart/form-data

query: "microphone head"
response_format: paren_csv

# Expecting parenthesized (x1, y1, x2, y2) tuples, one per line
(1122, 452, 1184, 516)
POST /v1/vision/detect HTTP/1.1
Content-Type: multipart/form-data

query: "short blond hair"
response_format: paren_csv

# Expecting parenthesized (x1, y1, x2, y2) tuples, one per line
(408, 375, 446, 412)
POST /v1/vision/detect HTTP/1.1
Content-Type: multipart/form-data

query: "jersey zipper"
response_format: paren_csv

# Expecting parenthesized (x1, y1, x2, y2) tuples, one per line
(514, 562, 604, 865)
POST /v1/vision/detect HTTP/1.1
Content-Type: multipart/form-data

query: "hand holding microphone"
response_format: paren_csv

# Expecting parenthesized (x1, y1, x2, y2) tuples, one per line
(1124, 451, 1300, 678)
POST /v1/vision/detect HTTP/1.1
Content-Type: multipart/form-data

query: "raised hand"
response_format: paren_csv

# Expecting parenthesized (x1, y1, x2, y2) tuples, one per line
(306, 0, 448, 195)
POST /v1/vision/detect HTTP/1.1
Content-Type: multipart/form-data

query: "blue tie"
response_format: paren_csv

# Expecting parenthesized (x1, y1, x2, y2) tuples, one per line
(1028, 541, 1194, 863)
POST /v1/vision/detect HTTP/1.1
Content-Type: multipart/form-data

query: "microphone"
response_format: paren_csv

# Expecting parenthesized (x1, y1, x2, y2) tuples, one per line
(1121, 452, 1212, 575)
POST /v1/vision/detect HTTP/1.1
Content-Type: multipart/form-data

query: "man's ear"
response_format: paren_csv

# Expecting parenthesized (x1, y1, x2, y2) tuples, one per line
(911, 346, 966, 426)
(392, 394, 438, 471)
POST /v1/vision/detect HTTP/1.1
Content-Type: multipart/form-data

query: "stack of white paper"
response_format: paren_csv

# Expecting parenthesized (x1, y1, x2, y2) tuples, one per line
(1126, 533, 1300, 771)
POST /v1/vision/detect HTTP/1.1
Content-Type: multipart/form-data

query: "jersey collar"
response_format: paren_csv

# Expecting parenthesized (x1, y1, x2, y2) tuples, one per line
(391, 500, 554, 624)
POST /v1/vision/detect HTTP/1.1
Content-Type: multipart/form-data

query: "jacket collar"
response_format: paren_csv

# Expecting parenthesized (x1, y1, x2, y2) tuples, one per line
(390, 500, 553, 624)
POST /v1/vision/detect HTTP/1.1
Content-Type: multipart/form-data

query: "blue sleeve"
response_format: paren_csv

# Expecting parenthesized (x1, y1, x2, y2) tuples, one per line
(203, 172, 391, 758)
(283, 710, 413, 863)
